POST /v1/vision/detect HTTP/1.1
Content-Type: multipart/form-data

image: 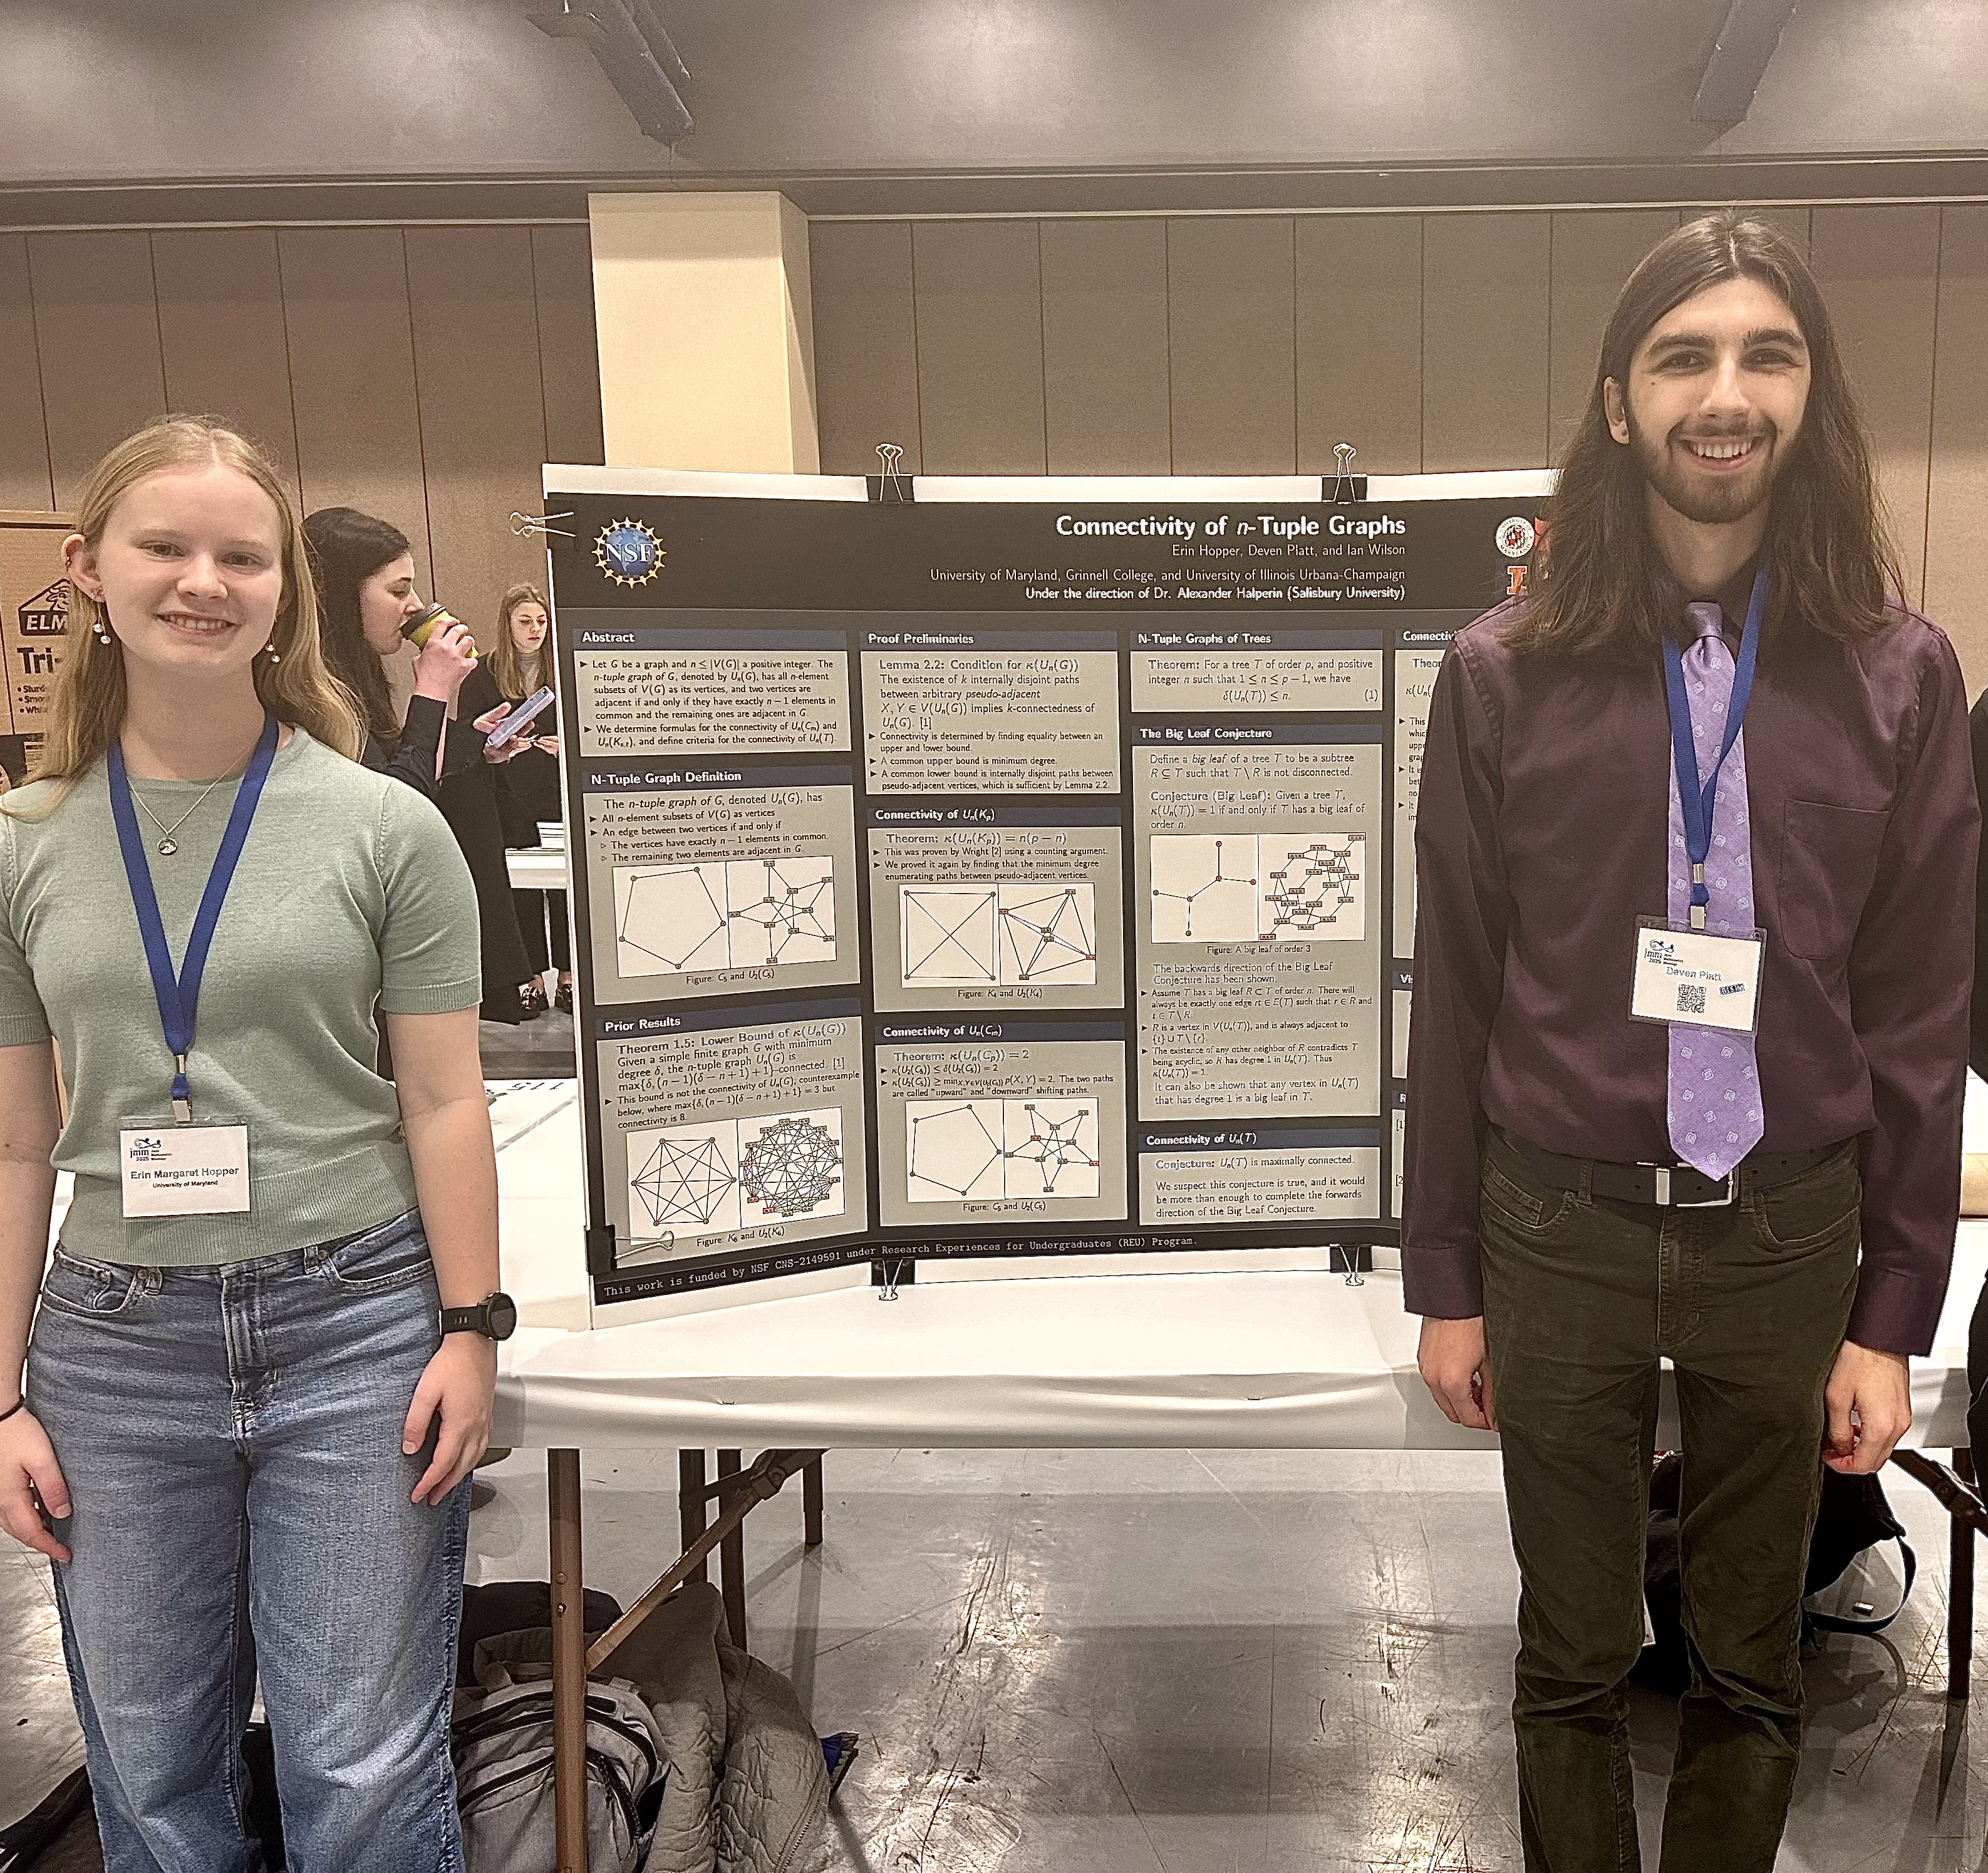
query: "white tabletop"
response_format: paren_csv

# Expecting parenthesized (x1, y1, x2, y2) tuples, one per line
(505, 849, 569, 892)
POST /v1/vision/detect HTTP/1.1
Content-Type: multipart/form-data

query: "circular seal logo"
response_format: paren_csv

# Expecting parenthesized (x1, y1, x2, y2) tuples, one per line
(594, 518, 665, 587)
(1495, 515, 1537, 560)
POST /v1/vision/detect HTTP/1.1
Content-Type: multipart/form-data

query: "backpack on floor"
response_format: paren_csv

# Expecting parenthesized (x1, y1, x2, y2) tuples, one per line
(1630, 1450, 1916, 1695)
(452, 1629, 668, 1873)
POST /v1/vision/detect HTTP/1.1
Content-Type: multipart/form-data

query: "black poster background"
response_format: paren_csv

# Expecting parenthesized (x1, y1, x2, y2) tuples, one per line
(544, 486, 1536, 1306)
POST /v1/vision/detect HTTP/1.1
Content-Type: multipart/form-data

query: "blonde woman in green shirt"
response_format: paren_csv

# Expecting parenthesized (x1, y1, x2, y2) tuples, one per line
(0, 417, 506, 1871)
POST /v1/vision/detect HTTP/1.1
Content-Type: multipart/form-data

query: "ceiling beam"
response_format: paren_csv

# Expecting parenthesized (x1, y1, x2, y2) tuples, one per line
(1694, 0, 1799, 123)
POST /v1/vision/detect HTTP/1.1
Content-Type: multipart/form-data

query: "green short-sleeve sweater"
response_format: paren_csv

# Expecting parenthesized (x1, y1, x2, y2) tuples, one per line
(0, 729, 482, 1265)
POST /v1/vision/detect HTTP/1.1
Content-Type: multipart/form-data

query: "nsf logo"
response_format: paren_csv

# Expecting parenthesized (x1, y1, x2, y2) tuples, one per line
(594, 518, 665, 588)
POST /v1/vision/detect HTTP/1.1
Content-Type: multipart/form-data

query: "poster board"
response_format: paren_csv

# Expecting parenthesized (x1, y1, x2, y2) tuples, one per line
(0, 513, 73, 787)
(542, 469, 1550, 1316)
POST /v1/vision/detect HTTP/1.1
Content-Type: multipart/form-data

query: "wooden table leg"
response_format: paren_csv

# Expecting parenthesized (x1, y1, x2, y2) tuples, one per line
(1955, 1447, 1976, 1703)
(679, 1448, 709, 1584)
(804, 1453, 825, 1548)
(548, 1449, 588, 1871)
(718, 1448, 747, 1650)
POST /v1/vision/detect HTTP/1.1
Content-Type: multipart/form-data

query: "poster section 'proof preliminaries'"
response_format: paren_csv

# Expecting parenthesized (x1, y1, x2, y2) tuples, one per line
(545, 480, 1532, 1307)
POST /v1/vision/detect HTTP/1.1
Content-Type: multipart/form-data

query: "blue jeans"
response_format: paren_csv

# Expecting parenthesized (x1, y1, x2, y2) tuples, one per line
(27, 1210, 470, 1873)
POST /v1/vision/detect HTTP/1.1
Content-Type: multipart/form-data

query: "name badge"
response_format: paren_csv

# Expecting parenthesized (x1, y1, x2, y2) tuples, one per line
(1629, 919, 1764, 1036)
(120, 1123, 252, 1218)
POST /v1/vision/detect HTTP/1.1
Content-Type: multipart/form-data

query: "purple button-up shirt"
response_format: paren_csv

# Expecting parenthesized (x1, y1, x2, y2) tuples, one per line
(1402, 581, 1978, 1356)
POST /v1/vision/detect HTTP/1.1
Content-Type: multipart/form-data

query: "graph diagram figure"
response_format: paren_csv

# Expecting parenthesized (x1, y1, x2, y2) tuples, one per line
(738, 1111, 843, 1221)
(614, 856, 836, 979)
(906, 1097, 1102, 1202)
(1149, 837, 1258, 942)
(1002, 1099, 1102, 1197)
(1149, 833, 1367, 944)
(614, 864, 732, 974)
(1260, 835, 1365, 942)
(906, 1101, 1006, 1199)
(901, 888, 998, 984)
(628, 1128, 741, 1238)
(724, 859, 836, 967)
(626, 1107, 847, 1244)
(996, 885, 1096, 984)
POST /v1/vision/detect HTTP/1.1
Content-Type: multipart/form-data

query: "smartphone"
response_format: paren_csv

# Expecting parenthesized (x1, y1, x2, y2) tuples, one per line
(485, 686, 556, 750)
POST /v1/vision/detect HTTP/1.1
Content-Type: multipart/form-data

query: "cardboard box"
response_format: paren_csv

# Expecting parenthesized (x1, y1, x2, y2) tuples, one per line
(0, 513, 74, 784)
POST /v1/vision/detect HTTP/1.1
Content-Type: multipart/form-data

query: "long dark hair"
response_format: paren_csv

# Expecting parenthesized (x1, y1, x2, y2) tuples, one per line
(303, 507, 412, 747)
(1508, 210, 1902, 658)
(489, 582, 554, 704)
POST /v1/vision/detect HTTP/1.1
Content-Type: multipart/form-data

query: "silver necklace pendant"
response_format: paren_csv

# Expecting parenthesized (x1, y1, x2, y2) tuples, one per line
(157, 838, 177, 857)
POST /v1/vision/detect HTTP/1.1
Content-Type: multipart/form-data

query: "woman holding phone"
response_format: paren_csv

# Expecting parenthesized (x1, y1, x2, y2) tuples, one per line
(0, 418, 507, 1870)
(461, 584, 569, 1013)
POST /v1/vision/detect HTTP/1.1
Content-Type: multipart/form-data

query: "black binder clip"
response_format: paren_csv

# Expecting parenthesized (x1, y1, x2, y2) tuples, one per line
(869, 443, 914, 504)
(510, 510, 576, 540)
(1325, 441, 1367, 505)
(584, 1222, 618, 1274)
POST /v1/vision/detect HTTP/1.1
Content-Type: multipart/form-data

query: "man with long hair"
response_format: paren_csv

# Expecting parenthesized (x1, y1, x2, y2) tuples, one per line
(1404, 211, 1977, 1867)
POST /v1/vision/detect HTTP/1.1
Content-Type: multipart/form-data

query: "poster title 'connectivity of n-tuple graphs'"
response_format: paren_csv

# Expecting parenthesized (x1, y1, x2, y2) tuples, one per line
(544, 478, 1538, 1308)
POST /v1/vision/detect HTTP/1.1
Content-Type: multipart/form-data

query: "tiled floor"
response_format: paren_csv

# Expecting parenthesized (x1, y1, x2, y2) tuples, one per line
(6, 1443, 1983, 1871)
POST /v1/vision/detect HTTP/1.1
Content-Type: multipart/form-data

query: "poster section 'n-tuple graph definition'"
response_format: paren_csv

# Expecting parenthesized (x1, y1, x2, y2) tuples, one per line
(544, 472, 1545, 1312)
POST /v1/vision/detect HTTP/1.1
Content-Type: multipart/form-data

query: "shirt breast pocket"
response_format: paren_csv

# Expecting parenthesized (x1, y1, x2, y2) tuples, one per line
(1777, 798, 1891, 962)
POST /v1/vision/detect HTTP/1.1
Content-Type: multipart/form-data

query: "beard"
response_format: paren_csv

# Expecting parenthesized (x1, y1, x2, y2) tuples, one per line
(1627, 408, 1790, 526)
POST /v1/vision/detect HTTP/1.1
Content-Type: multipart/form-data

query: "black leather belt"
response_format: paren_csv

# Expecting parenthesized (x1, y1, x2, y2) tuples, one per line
(1501, 1130, 1847, 1210)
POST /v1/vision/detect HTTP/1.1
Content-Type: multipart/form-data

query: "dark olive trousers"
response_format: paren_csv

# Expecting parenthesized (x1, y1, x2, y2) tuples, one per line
(1478, 1128, 1861, 1873)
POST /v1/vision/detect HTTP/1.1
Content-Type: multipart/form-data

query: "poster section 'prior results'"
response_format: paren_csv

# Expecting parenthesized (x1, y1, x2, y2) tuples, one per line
(548, 487, 1528, 1304)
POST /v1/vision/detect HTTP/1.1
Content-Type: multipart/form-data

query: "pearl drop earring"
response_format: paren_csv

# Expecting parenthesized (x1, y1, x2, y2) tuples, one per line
(262, 642, 281, 664)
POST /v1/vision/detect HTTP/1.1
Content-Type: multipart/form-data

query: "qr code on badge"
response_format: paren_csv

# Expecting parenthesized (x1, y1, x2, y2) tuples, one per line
(1677, 983, 1706, 1016)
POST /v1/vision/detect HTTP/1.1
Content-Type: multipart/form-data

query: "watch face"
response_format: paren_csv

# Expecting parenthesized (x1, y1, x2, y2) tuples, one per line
(487, 1292, 519, 1341)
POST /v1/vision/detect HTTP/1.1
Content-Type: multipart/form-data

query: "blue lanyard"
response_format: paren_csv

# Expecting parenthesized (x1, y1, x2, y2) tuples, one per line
(107, 715, 279, 1123)
(1661, 562, 1766, 932)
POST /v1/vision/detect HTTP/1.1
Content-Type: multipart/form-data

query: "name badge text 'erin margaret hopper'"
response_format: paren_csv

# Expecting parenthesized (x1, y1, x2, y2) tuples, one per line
(119, 1124, 251, 1218)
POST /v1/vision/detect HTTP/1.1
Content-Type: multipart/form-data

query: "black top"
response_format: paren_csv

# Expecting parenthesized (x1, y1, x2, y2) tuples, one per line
(362, 694, 452, 802)
(460, 664, 561, 843)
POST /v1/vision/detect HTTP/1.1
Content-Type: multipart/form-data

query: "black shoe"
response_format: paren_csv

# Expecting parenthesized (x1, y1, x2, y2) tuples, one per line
(519, 979, 549, 1018)
(554, 980, 573, 1014)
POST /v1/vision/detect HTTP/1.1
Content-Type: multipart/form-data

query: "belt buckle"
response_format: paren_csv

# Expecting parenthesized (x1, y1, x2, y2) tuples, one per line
(1652, 1165, 1734, 1209)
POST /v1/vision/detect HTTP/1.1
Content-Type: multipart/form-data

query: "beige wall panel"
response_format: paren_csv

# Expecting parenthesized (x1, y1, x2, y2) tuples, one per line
(809, 222, 921, 475)
(533, 224, 605, 471)
(1040, 219, 1171, 475)
(1547, 211, 1678, 465)
(1925, 207, 1988, 694)
(153, 229, 301, 500)
(28, 232, 166, 509)
(1295, 215, 1421, 475)
(1811, 205, 1940, 604)
(1168, 218, 1297, 475)
(911, 221, 1045, 475)
(0, 235, 51, 511)
(277, 228, 431, 583)
(1423, 214, 1551, 472)
(406, 227, 549, 648)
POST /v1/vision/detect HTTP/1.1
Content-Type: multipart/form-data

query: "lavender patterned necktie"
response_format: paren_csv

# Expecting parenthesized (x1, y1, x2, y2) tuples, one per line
(1666, 602, 1764, 1179)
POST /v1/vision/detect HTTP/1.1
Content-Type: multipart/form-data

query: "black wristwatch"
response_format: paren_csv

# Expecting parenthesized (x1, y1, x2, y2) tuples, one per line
(441, 1292, 518, 1341)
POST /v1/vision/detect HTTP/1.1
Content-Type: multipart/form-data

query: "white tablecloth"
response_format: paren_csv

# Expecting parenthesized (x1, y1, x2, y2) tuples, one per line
(489, 1085, 1987, 1456)
(505, 849, 568, 892)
